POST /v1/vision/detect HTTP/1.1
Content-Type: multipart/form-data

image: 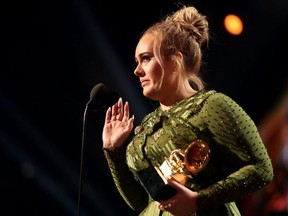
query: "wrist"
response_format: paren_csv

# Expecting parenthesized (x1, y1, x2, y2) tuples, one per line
(102, 146, 116, 151)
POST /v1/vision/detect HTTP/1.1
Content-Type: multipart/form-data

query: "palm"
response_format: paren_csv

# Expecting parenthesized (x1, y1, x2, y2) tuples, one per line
(103, 120, 131, 147)
(102, 98, 134, 149)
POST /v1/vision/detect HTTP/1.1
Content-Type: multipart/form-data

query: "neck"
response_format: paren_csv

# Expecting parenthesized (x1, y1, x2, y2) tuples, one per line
(160, 88, 197, 111)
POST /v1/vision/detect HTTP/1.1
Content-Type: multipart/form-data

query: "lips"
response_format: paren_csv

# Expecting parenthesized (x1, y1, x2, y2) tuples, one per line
(140, 79, 149, 87)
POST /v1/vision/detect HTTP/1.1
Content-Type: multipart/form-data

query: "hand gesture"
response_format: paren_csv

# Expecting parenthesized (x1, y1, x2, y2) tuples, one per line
(102, 97, 134, 149)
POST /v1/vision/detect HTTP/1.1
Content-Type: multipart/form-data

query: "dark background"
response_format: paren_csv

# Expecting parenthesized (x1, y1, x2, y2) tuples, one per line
(2, 0, 288, 216)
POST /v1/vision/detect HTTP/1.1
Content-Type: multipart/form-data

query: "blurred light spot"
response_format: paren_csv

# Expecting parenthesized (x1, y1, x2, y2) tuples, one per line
(281, 141, 288, 170)
(21, 162, 35, 178)
(224, 14, 243, 36)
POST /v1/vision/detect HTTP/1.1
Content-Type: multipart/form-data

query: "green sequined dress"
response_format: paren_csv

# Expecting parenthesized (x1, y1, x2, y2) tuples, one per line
(103, 90, 273, 216)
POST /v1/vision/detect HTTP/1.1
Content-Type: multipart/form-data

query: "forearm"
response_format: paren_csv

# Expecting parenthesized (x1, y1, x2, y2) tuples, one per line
(103, 147, 149, 211)
(197, 160, 273, 208)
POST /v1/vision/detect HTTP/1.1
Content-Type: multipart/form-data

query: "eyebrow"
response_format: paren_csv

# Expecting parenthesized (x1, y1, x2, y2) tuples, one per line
(135, 52, 146, 61)
(138, 52, 152, 57)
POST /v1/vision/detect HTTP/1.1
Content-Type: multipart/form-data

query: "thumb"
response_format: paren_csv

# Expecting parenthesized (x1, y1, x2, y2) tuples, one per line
(167, 176, 182, 187)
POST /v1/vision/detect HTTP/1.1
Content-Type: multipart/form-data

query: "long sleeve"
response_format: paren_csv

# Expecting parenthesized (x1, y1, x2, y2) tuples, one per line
(103, 146, 149, 212)
(196, 92, 274, 208)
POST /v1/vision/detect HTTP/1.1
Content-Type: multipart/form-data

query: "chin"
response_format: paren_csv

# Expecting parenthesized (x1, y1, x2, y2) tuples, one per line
(142, 90, 149, 97)
(143, 85, 159, 99)
(143, 88, 151, 97)
(143, 90, 157, 101)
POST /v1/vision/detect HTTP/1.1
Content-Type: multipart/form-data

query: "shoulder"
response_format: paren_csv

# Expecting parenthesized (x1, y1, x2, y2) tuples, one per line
(203, 90, 249, 117)
(198, 89, 233, 101)
(186, 89, 238, 106)
(204, 90, 241, 107)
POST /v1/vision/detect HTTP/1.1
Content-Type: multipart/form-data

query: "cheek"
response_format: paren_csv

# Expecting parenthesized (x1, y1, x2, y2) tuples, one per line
(148, 63, 163, 81)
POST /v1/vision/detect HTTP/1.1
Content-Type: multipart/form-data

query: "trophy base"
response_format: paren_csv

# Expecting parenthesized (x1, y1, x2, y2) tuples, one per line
(136, 166, 177, 201)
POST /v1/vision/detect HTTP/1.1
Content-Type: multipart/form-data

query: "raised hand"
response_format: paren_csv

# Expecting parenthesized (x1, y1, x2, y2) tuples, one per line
(102, 97, 134, 149)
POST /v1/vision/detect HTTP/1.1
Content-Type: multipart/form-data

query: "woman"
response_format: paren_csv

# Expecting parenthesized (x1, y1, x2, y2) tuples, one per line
(101, 5, 273, 216)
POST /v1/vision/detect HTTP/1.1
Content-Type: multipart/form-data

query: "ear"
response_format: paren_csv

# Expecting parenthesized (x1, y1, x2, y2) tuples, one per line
(171, 51, 183, 71)
(174, 51, 183, 60)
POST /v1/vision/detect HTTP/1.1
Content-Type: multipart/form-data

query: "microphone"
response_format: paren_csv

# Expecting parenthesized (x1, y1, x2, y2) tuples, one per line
(78, 83, 119, 216)
(87, 83, 119, 112)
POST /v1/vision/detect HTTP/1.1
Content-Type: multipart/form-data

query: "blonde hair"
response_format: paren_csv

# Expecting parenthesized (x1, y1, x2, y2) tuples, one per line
(141, 5, 209, 90)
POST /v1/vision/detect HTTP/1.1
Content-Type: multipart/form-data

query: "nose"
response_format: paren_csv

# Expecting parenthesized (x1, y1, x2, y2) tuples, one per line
(134, 64, 144, 77)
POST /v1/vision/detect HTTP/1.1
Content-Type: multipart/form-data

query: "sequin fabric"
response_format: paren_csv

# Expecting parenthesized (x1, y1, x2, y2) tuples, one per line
(103, 90, 273, 216)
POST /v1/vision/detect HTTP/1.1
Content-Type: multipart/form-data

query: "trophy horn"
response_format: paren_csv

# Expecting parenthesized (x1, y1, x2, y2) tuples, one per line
(184, 139, 210, 174)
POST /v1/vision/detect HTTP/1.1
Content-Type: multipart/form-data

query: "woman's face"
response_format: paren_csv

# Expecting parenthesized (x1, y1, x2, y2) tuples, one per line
(134, 34, 176, 101)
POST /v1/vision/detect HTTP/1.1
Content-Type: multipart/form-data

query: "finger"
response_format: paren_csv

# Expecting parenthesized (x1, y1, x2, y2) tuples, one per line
(105, 107, 111, 124)
(117, 98, 123, 120)
(111, 103, 117, 121)
(167, 176, 179, 184)
(167, 176, 189, 192)
(126, 115, 134, 130)
(158, 203, 173, 211)
(122, 101, 130, 122)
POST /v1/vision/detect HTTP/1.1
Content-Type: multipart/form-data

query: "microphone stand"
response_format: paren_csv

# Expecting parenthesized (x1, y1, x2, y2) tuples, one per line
(77, 102, 90, 216)
(77, 84, 104, 216)
(77, 83, 119, 216)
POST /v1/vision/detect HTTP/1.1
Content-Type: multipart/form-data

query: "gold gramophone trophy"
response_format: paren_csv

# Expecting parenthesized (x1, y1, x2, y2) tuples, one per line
(157, 139, 211, 185)
(137, 139, 210, 201)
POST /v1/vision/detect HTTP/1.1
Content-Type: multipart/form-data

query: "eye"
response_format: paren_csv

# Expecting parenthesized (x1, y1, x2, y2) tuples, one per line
(142, 55, 152, 62)
(135, 53, 153, 66)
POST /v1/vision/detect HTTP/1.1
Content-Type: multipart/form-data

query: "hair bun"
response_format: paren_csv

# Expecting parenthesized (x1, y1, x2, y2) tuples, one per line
(167, 5, 209, 45)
